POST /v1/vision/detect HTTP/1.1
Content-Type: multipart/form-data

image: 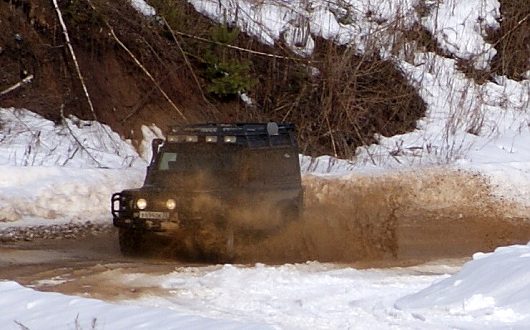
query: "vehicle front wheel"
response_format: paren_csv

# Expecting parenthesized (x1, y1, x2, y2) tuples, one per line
(118, 228, 144, 256)
(193, 223, 235, 263)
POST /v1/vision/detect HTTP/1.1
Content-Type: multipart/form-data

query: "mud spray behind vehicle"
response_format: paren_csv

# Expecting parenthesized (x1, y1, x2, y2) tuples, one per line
(111, 123, 303, 261)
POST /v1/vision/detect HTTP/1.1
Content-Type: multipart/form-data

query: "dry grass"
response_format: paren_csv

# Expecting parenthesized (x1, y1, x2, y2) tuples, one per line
(248, 38, 426, 159)
(490, 0, 530, 80)
(176, 4, 428, 158)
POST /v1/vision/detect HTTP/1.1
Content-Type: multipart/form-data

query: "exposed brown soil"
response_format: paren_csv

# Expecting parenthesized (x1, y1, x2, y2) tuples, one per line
(0, 0, 213, 143)
(490, 0, 530, 80)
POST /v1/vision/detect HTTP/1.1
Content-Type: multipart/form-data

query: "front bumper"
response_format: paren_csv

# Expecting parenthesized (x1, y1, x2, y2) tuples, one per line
(113, 215, 180, 231)
(111, 192, 200, 232)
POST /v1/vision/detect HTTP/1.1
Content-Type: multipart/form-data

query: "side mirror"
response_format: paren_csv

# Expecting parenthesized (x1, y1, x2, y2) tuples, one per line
(151, 138, 164, 161)
(145, 139, 163, 184)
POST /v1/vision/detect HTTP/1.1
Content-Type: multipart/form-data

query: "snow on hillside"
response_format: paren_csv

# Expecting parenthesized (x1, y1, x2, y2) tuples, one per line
(188, 0, 529, 169)
(189, 0, 419, 57)
(188, 0, 530, 206)
(0, 108, 144, 168)
(422, 0, 500, 70)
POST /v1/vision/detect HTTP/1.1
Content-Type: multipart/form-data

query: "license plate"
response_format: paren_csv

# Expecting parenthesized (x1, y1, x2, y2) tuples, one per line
(138, 211, 170, 220)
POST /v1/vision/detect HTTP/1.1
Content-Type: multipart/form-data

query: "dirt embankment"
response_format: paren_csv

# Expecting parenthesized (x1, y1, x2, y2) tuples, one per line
(231, 169, 530, 264)
(0, 0, 427, 158)
(0, 0, 213, 142)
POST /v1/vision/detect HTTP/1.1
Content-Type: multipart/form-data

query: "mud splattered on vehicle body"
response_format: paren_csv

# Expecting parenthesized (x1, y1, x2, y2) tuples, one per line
(112, 123, 303, 261)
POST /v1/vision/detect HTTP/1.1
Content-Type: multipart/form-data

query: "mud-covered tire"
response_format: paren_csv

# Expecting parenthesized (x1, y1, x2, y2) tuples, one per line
(118, 228, 144, 256)
(193, 224, 235, 263)
(282, 205, 301, 223)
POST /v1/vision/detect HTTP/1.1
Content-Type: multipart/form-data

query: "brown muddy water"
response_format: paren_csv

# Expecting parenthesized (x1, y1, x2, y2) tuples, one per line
(1, 168, 530, 300)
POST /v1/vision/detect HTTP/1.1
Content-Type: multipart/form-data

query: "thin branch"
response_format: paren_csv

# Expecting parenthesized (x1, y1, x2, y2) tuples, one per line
(14, 320, 30, 330)
(173, 29, 317, 63)
(121, 73, 171, 123)
(352, 121, 376, 165)
(51, 0, 98, 121)
(325, 115, 338, 158)
(60, 104, 103, 167)
(0, 75, 34, 97)
(85, 0, 188, 122)
(490, 13, 530, 49)
(109, 27, 188, 122)
(160, 16, 216, 111)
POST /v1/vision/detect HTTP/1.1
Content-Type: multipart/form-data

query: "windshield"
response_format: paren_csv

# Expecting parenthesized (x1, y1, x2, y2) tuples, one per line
(147, 145, 240, 189)
(157, 150, 236, 172)
(146, 144, 299, 190)
(158, 152, 177, 170)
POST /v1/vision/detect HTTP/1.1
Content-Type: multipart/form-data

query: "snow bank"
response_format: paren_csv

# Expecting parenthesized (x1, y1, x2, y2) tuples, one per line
(130, 0, 156, 16)
(0, 281, 269, 330)
(422, 0, 500, 70)
(0, 108, 144, 168)
(396, 243, 530, 327)
(126, 262, 443, 329)
(0, 166, 144, 224)
(0, 108, 148, 225)
(189, 0, 418, 56)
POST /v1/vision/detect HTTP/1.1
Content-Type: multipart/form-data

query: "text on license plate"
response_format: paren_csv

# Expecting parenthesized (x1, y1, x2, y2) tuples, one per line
(139, 211, 170, 219)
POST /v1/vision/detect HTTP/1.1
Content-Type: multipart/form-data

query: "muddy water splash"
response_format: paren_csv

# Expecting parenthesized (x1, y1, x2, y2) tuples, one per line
(232, 169, 530, 264)
(1, 170, 530, 301)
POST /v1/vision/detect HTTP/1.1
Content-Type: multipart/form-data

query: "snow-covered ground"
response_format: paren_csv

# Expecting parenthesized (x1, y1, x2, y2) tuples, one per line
(0, 108, 145, 225)
(3, 249, 530, 329)
(1, 0, 530, 328)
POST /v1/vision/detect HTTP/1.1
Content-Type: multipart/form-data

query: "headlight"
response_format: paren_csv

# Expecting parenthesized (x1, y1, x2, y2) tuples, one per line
(166, 198, 176, 210)
(136, 198, 147, 210)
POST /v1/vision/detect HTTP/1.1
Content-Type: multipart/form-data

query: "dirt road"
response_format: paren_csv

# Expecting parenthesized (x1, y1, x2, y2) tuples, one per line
(1, 168, 530, 300)
(1, 208, 529, 302)
(0, 231, 196, 301)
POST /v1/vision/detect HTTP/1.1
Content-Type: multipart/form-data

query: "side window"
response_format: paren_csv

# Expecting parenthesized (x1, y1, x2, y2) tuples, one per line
(281, 151, 298, 176)
(158, 152, 177, 170)
(268, 150, 298, 176)
(244, 149, 298, 181)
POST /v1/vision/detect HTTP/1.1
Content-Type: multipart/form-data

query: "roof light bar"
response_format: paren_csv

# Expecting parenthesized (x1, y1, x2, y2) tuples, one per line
(167, 135, 198, 143)
(185, 135, 198, 143)
(224, 136, 237, 143)
(205, 136, 218, 143)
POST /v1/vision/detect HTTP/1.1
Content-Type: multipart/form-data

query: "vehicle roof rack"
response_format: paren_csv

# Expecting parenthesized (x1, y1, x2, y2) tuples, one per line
(167, 122, 297, 148)
(169, 122, 295, 136)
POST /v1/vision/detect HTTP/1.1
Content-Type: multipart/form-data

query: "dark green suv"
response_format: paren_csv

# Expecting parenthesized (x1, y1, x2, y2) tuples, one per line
(111, 123, 303, 260)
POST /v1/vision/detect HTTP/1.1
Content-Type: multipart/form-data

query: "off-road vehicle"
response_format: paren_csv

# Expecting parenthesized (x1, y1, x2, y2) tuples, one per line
(111, 122, 303, 260)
